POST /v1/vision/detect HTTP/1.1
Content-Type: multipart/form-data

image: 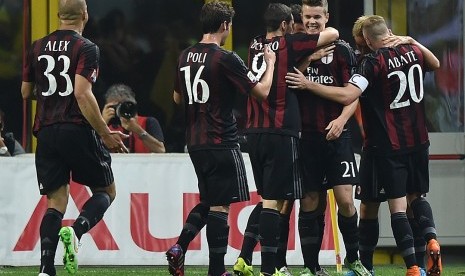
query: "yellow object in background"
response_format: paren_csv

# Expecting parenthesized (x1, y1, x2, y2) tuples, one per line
(328, 189, 342, 273)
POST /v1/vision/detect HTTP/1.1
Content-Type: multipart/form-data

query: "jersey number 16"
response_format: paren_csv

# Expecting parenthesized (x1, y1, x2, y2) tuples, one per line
(180, 65, 210, 104)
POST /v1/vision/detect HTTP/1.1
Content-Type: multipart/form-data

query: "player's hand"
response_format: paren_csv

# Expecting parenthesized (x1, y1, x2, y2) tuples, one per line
(325, 117, 345, 141)
(101, 131, 129, 153)
(263, 44, 276, 65)
(309, 44, 335, 62)
(285, 67, 309, 90)
(382, 35, 413, 48)
(102, 102, 118, 124)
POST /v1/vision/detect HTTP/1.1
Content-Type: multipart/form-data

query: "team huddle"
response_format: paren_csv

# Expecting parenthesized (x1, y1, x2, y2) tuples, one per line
(21, 0, 442, 276)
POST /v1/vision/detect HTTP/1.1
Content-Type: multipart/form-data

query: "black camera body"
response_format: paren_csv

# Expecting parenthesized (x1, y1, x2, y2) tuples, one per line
(111, 101, 137, 119)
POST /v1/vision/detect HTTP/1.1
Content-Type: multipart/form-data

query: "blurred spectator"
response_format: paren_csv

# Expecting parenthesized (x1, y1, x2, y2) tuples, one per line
(102, 84, 165, 153)
(0, 108, 25, 156)
(0, 1, 23, 144)
(98, 9, 141, 88)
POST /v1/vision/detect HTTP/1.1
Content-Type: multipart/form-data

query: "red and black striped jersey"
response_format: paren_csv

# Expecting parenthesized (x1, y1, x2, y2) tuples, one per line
(23, 30, 99, 135)
(174, 43, 257, 150)
(357, 44, 429, 155)
(246, 32, 320, 137)
(298, 40, 357, 137)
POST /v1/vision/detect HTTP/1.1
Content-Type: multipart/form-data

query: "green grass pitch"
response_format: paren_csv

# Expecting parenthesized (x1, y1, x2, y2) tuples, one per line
(1, 265, 464, 275)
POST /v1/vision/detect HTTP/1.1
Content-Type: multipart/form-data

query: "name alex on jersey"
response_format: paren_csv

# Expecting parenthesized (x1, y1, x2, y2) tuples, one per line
(44, 40, 70, 52)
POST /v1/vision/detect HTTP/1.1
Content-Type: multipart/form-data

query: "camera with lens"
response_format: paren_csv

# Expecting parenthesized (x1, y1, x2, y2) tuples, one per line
(111, 101, 137, 119)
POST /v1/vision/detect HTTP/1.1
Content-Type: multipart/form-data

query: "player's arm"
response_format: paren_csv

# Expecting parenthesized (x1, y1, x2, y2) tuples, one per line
(286, 68, 366, 105)
(21, 44, 36, 100)
(173, 90, 182, 105)
(173, 64, 183, 104)
(316, 27, 339, 47)
(21, 82, 34, 100)
(74, 74, 129, 153)
(297, 44, 336, 73)
(250, 45, 276, 100)
(408, 38, 440, 71)
(382, 35, 440, 71)
(326, 97, 359, 140)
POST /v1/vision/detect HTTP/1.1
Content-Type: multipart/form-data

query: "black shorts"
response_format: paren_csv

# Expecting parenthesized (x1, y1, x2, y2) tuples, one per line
(355, 150, 387, 202)
(357, 148, 429, 201)
(35, 124, 114, 195)
(246, 133, 303, 200)
(300, 131, 359, 192)
(189, 148, 250, 206)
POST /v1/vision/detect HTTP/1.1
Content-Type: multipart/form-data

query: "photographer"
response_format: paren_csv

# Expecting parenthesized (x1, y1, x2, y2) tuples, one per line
(102, 84, 166, 153)
(0, 108, 25, 156)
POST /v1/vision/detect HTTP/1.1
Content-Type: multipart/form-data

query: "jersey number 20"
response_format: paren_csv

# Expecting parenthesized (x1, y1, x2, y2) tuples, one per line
(388, 64, 424, 109)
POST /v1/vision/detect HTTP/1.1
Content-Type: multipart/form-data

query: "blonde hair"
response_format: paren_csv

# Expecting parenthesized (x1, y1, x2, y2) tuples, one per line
(362, 15, 388, 41)
(352, 15, 369, 38)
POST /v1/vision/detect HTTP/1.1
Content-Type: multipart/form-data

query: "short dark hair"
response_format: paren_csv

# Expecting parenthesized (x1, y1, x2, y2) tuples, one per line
(264, 3, 292, 32)
(200, 1, 235, 34)
(290, 4, 302, 24)
(302, 0, 328, 13)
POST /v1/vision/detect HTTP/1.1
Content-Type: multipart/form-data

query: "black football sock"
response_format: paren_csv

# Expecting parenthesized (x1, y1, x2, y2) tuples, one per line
(259, 208, 280, 275)
(40, 208, 63, 276)
(298, 209, 320, 273)
(391, 212, 416, 268)
(410, 197, 437, 242)
(73, 192, 111, 240)
(338, 212, 360, 263)
(206, 211, 229, 276)
(276, 212, 291, 268)
(359, 218, 379, 271)
(177, 203, 209, 252)
(239, 202, 262, 265)
(409, 218, 426, 268)
(316, 212, 325, 271)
